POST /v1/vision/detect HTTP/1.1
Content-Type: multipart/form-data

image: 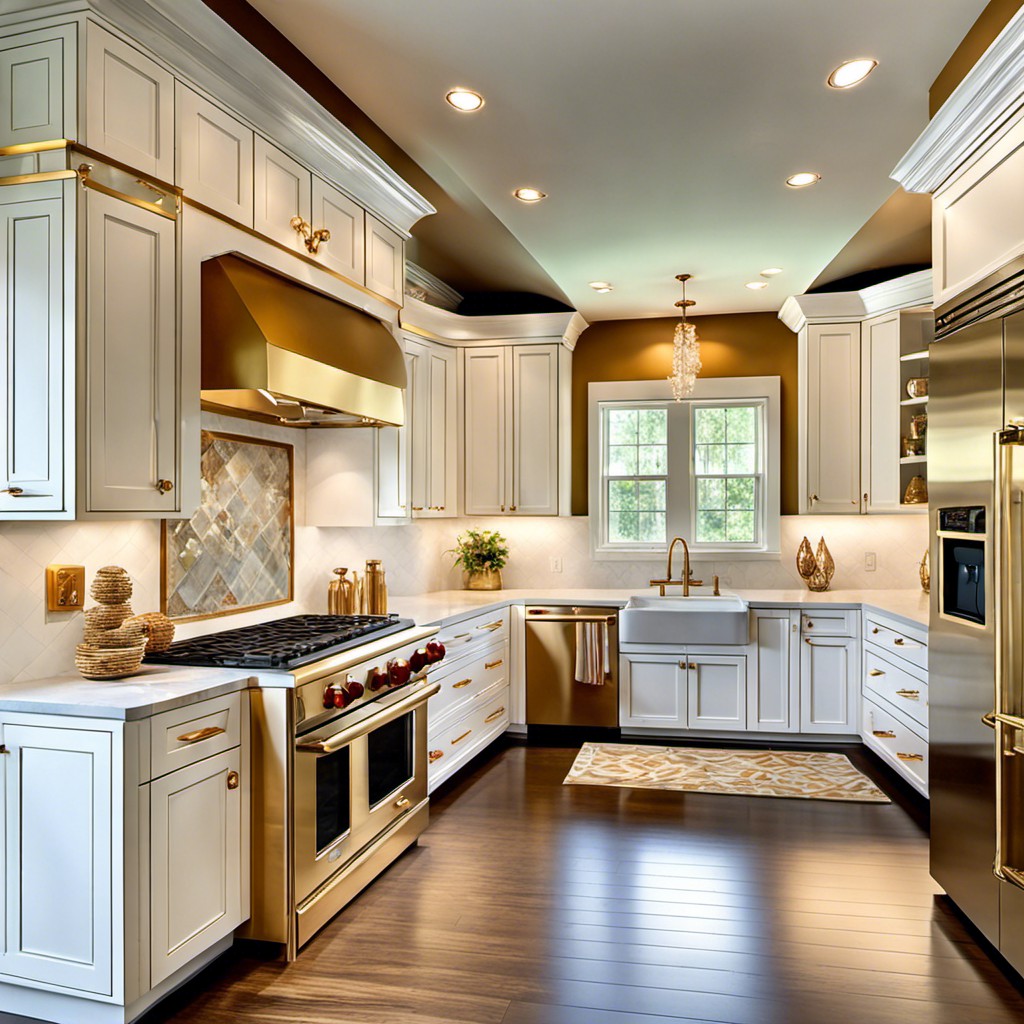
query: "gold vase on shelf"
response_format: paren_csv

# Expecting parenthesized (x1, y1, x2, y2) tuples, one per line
(463, 568, 503, 591)
(919, 550, 930, 593)
(796, 536, 835, 592)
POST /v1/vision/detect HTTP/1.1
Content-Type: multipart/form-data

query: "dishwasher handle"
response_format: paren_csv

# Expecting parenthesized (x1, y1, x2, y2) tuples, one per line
(526, 613, 616, 625)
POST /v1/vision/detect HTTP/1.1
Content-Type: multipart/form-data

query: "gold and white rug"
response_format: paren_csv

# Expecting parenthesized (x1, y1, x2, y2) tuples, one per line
(563, 742, 890, 803)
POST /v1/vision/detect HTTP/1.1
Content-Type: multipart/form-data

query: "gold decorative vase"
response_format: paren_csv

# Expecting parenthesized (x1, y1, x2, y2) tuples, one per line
(463, 568, 503, 591)
(919, 550, 930, 593)
(796, 536, 835, 592)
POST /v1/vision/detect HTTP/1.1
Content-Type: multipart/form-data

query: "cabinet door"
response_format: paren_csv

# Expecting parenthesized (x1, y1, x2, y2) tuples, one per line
(83, 188, 178, 513)
(0, 23, 76, 147)
(150, 748, 244, 986)
(85, 22, 173, 180)
(365, 214, 404, 305)
(376, 348, 416, 520)
(0, 181, 71, 517)
(253, 136, 312, 251)
(861, 312, 902, 512)
(311, 177, 365, 282)
(686, 654, 747, 730)
(0, 719, 114, 995)
(620, 655, 686, 728)
(800, 635, 858, 733)
(750, 609, 799, 732)
(464, 347, 507, 515)
(804, 323, 861, 513)
(175, 83, 254, 227)
(509, 344, 559, 516)
(416, 342, 458, 517)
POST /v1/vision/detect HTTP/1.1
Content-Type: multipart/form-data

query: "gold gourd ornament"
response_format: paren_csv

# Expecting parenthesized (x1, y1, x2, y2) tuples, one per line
(796, 536, 835, 592)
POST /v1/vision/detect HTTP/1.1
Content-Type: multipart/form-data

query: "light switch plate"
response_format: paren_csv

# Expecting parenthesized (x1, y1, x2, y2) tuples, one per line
(46, 564, 85, 611)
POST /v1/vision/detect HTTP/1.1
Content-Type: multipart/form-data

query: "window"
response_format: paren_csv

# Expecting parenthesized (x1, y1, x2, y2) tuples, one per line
(589, 377, 780, 560)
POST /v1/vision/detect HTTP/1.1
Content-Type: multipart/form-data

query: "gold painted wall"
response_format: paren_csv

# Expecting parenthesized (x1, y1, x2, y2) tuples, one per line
(571, 313, 798, 516)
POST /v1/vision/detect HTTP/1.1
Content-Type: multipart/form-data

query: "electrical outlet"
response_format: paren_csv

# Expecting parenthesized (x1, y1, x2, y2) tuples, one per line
(550, 557, 563, 573)
(864, 552, 877, 572)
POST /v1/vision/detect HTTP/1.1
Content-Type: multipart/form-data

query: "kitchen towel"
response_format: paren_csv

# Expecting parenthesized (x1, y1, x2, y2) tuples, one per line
(574, 621, 610, 686)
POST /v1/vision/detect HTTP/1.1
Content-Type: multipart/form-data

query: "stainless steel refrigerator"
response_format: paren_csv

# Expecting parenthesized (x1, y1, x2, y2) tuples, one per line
(931, 261, 1024, 974)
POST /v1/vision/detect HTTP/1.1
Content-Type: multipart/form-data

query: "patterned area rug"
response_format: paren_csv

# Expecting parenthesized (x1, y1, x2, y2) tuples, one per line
(564, 742, 890, 803)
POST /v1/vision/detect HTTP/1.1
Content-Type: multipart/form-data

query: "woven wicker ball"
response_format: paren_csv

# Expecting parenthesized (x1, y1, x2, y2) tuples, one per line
(84, 603, 133, 632)
(126, 612, 175, 653)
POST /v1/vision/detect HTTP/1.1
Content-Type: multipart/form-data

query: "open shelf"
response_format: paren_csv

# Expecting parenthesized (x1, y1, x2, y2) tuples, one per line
(900, 455, 927, 465)
(900, 395, 928, 406)
(900, 349, 929, 362)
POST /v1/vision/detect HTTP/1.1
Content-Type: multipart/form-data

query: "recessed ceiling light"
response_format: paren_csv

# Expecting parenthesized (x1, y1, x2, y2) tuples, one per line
(445, 88, 485, 112)
(588, 281, 613, 293)
(513, 187, 547, 203)
(745, 281, 769, 291)
(760, 267, 783, 277)
(827, 58, 878, 90)
(785, 171, 821, 188)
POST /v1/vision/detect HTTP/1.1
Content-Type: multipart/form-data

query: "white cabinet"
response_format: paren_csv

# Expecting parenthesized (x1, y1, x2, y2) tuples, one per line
(749, 609, 800, 732)
(312, 177, 365, 283)
(253, 136, 311, 252)
(82, 186, 179, 514)
(686, 654, 747, 731)
(365, 213, 404, 305)
(376, 346, 417, 521)
(464, 344, 560, 516)
(149, 749, 244, 986)
(0, 179, 73, 518)
(800, 633, 859, 734)
(0, 23, 76, 148)
(175, 83, 254, 226)
(620, 654, 687, 728)
(803, 322, 861, 513)
(861, 312, 902, 512)
(0, 717, 116, 996)
(85, 22, 174, 181)
(407, 338, 457, 517)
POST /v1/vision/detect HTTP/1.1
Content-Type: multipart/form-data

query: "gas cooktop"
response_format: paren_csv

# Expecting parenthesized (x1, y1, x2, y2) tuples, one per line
(146, 614, 415, 670)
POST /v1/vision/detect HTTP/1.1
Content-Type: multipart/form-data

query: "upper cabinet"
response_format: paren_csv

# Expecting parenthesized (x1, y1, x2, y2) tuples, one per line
(84, 23, 174, 181)
(365, 214, 405, 306)
(0, 23, 76, 148)
(253, 137, 312, 252)
(780, 272, 933, 516)
(312, 177, 365, 282)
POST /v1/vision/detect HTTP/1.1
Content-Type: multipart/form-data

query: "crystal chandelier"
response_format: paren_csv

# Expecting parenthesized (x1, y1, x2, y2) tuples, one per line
(669, 273, 701, 400)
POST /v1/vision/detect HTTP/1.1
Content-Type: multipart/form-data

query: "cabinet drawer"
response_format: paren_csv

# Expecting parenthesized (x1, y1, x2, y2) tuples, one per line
(801, 610, 857, 637)
(436, 607, 510, 657)
(150, 691, 243, 780)
(428, 681, 509, 782)
(862, 696, 928, 795)
(864, 649, 927, 730)
(428, 639, 508, 730)
(865, 618, 927, 671)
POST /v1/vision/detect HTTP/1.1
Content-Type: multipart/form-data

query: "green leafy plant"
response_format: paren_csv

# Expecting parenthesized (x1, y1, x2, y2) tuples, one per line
(448, 529, 509, 573)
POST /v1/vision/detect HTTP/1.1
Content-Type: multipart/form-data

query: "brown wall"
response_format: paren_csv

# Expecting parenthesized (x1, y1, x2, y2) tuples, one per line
(571, 313, 798, 516)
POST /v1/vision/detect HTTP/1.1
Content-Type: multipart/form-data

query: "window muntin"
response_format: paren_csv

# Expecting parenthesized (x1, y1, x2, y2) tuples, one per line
(603, 406, 668, 546)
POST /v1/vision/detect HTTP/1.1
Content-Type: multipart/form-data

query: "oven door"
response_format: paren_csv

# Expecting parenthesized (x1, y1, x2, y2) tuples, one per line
(292, 680, 438, 902)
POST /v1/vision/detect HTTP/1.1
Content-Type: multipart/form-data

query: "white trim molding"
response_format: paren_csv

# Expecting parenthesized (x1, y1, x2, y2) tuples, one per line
(404, 262, 463, 311)
(892, 6, 1024, 194)
(1, 0, 436, 236)
(778, 270, 933, 333)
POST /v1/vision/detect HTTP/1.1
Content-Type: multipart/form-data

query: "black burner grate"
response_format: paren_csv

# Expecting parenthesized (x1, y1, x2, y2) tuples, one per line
(146, 614, 413, 669)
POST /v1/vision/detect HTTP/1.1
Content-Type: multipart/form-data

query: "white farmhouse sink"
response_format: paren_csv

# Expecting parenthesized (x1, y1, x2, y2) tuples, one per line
(619, 593, 750, 646)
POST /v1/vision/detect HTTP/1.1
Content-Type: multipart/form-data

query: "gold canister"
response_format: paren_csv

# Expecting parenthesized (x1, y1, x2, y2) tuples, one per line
(364, 559, 388, 615)
(328, 568, 357, 614)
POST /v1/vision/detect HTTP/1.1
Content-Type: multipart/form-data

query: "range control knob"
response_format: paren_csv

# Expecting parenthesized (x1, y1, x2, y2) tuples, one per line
(367, 667, 388, 691)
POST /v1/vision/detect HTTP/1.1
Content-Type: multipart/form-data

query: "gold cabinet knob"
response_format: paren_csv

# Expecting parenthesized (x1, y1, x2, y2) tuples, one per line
(156, 479, 174, 493)
(394, 795, 411, 809)
(227, 770, 240, 790)
(1, 487, 24, 496)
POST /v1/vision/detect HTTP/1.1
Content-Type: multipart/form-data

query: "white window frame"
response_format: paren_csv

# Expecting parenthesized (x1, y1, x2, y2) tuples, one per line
(588, 377, 781, 561)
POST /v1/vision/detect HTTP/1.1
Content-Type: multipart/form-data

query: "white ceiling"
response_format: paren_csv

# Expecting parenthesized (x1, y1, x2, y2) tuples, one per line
(246, 0, 987, 320)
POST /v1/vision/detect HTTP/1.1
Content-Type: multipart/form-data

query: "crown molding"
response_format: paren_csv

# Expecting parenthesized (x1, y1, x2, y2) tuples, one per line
(892, 7, 1024, 194)
(400, 295, 588, 350)
(778, 270, 933, 332)
(2, 0, 435, 236)
(404, 262, 463, 312)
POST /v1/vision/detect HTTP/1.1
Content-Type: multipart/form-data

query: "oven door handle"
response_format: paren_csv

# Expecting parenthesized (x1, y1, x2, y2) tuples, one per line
(295, 680, 441, 754)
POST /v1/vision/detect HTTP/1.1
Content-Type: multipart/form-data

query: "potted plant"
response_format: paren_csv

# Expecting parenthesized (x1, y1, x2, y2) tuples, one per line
(449, 529, 509, 590)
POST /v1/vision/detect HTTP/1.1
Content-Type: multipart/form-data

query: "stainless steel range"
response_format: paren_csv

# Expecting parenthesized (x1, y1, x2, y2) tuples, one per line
(149, 613, 444, 957)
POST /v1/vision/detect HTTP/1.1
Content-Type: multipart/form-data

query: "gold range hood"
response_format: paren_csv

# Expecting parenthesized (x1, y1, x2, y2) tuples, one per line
(201, 254, 406, 426)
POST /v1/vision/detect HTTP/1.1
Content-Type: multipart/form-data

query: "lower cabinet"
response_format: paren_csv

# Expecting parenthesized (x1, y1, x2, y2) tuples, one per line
(749, 609, 800, 732)
(0, 691, 249, 1023)
(799, 632, 860, 734)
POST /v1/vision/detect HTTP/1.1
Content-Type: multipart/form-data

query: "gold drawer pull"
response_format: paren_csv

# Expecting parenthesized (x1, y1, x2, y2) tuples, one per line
(805, 620, 814, 628)
(451, 729, 472, 746)
(895, 689, 920, 700)
(227, 770, 240, 790)
(428, 749, 444, 763)
(894, 638, 905, 646)
(176, 725, 226, 744)
(394, 796, 411, 809)
(869, 669, 885, 677)
(452, 678, 473, 689)
(479, 620, 504, 632)
(484, 707, 506, 724)
(872, 730, 896, 739)
(485, 658, 504, 670)
(897, 752, 924, 762)
(1, 487, 23, 495)
(982, 711, 997, 730)
(872, 627, 879, 634)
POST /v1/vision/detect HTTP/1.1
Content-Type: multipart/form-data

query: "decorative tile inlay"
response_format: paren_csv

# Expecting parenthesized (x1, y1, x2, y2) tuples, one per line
(163, 431, 294, 621)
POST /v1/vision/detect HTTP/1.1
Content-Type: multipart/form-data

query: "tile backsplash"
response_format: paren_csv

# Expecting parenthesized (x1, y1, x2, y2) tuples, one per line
(0, 416, 930, 686)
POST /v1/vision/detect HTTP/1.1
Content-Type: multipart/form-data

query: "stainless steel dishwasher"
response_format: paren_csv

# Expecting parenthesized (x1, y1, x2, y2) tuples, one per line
(524, 606, 619, 727)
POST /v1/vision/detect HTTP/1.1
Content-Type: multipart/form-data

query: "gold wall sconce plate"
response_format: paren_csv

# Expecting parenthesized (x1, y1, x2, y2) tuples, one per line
(46, 565, 85, 611)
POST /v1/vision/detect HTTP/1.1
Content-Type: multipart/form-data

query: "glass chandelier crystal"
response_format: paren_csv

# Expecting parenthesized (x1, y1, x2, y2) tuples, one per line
(669, 273, 701, 400)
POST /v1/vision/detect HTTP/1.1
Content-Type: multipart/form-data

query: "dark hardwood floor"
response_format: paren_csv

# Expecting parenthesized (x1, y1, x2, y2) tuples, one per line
(146, 742, 1024, 1024)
